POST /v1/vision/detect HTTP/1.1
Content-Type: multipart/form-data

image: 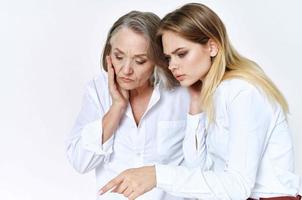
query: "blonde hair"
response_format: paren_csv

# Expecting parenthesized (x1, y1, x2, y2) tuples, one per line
(158, 3, 288, 122)
(101, 11, 178, 89)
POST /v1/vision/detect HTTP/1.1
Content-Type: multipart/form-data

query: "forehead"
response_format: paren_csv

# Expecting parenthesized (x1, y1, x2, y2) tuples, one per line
(110, 28, 149, 53)
(162, 31, 197, 54)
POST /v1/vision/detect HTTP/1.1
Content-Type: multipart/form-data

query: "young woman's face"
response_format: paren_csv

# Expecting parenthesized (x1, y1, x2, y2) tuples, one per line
(162, 31, 212, 87)
(110, 28, 154, 90)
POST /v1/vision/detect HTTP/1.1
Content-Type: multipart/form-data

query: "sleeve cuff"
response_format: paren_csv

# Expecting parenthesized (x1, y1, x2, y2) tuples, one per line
(155, 164, 176, 191)
(81, 120, 114, 158)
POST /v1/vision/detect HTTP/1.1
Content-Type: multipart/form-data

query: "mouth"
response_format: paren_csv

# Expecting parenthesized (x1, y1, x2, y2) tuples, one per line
(119, 77, 134, 83)
(175, 74, 186, 81)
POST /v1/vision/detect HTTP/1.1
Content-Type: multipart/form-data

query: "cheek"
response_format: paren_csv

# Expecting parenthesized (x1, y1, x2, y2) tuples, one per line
(136, 65, 154, 81)
(109, 57, 118, 69)
(191, 54, 211, 74)
(110, 54, 123, 71)
(111, 59, 123, 71)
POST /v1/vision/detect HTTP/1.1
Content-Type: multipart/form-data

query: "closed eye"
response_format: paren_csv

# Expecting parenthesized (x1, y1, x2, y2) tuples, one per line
(114, 54, 123, 60)
(135, 60, 147, 65)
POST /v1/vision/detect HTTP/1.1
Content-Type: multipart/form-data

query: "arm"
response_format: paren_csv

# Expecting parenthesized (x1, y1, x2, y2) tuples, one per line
(156, 86, 272, 199)
(65, 80, 112, 174)
(66, 56, 129, 174)
(102, 56, 129, 143)
(100, 85, 272, 199)
(182, 112, 207, 169)
(182, 80, 208, 168)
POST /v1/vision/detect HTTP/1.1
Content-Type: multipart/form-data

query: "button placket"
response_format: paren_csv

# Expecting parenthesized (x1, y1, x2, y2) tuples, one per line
(133, 124, 145, 165)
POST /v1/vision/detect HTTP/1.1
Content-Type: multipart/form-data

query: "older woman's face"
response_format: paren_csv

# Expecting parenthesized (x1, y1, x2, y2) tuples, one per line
(162, 31, 213, 87)
(110, 28, 154, 90)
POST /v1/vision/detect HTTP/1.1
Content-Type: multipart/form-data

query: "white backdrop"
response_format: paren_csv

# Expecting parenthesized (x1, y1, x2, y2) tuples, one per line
(0, 0, 301, 199)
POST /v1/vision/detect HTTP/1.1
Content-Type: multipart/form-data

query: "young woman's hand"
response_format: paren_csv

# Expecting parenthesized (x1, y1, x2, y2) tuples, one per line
(188, 80, 203, 114)
(99, 166, 156, 200)
(106, 56, 129, 109)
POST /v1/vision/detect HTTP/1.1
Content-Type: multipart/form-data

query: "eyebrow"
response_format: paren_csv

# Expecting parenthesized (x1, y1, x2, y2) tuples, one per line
(113, 48, 148, 58)
(164, 47, 186, 56)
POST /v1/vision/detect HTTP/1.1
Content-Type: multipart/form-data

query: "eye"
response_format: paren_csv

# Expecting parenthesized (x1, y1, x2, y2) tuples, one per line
(114, 53, 123, 60)
(178, 51, 188, 58)
(115, 56, 123, 60)
(135, 60, 147, 65)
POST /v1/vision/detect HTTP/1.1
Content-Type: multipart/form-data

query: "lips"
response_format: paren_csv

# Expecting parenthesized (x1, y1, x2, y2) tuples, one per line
(175, 74, 186, 81)
(119, 77, 134, 82)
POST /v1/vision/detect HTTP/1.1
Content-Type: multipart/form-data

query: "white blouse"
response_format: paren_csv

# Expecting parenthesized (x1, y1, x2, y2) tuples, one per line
(65, 70, 193, 200)
(156, 79, 301, 199)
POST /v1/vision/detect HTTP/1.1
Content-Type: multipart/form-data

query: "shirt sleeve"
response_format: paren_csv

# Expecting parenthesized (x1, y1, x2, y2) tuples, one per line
(65, 78, 114, 174)
(182, 112, 207, 169)
(156, 85, 272, 199)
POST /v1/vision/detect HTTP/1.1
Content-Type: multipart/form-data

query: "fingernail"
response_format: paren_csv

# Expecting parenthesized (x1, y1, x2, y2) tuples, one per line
(98, 190, 104, 195)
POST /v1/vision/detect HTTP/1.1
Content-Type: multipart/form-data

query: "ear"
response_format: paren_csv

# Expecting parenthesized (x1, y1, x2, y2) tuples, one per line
(208, 39, 218, 57)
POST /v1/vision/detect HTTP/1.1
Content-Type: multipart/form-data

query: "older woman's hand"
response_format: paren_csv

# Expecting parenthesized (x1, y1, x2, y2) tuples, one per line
(106, 56, 129, 109)
(99, 166, 156, 200)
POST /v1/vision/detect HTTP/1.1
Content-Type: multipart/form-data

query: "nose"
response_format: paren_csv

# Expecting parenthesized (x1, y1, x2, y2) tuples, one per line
(122, 60, 133, 75)
(168, 58, 178, 71)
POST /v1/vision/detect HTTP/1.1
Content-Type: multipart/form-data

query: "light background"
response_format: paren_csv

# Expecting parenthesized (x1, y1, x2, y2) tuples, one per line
(0, 0, 301, 199)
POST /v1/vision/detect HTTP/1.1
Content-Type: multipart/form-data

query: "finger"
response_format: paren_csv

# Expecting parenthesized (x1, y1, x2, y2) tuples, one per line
(99, 176, 123, 195)
(107, 57, 119, 94)
(112, 180, 128, 194)
(107, 56, 114, 84)
(106, 55, 112, 70)
(128, 191, 140, 200)
(122, 186, 133, 198)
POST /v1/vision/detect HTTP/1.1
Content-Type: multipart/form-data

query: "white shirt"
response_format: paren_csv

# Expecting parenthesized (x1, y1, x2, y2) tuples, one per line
(156, 79, 301, 200)
(66, 71, 193, 200)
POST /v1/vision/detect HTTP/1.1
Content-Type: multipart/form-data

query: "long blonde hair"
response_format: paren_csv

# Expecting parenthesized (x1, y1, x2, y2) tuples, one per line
(158, 3, 288, 122)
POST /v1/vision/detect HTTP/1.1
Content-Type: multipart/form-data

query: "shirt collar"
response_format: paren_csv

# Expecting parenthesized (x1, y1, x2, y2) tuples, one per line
(125, 83, 161, 121)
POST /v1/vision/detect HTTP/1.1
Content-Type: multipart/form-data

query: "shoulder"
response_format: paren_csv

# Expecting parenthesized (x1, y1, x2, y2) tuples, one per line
(160, 85, 189, 100)
(83, 70, 110, 107)
(157, 85, 190, 111)
(90, 70, 108, 90)
(85, 69, 108, 92)
(216, 78, 267, 105)
(218, 78, 258, 93)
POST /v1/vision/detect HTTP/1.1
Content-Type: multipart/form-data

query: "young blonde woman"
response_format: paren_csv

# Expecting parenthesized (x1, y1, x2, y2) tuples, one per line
(100, 3, 302, 200)
(66, 11, 191, 200)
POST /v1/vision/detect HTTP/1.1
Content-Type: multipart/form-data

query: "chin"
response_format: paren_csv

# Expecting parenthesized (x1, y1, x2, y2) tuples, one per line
(117, 82, 135, 90)
(178, 79, 196, 87)
(120, 85, 135, 90)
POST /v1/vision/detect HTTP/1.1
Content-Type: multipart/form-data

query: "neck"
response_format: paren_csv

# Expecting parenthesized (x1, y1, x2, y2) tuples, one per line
(129, 82, 153, 99)
(129, 81, 154, 126)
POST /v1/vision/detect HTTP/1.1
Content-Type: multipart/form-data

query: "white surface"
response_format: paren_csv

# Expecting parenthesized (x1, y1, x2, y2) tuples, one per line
(0, 0, 301, 199)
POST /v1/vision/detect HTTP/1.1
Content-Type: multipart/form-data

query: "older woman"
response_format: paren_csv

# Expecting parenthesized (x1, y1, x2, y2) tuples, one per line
(100, 3, 301, 200)
(66, 11, 190, 200)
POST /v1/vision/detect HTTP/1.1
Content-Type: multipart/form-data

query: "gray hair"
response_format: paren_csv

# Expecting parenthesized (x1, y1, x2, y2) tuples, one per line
(101, 10, 178, 89)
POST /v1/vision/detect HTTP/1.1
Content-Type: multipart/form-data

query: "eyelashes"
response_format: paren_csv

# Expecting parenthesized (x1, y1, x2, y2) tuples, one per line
(165, 51, 188, 63)
(115, 55, 123, 60)
(113, 54, 147, 65)
(135, 60, 146, 65)
(177, 51, 188, 58)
